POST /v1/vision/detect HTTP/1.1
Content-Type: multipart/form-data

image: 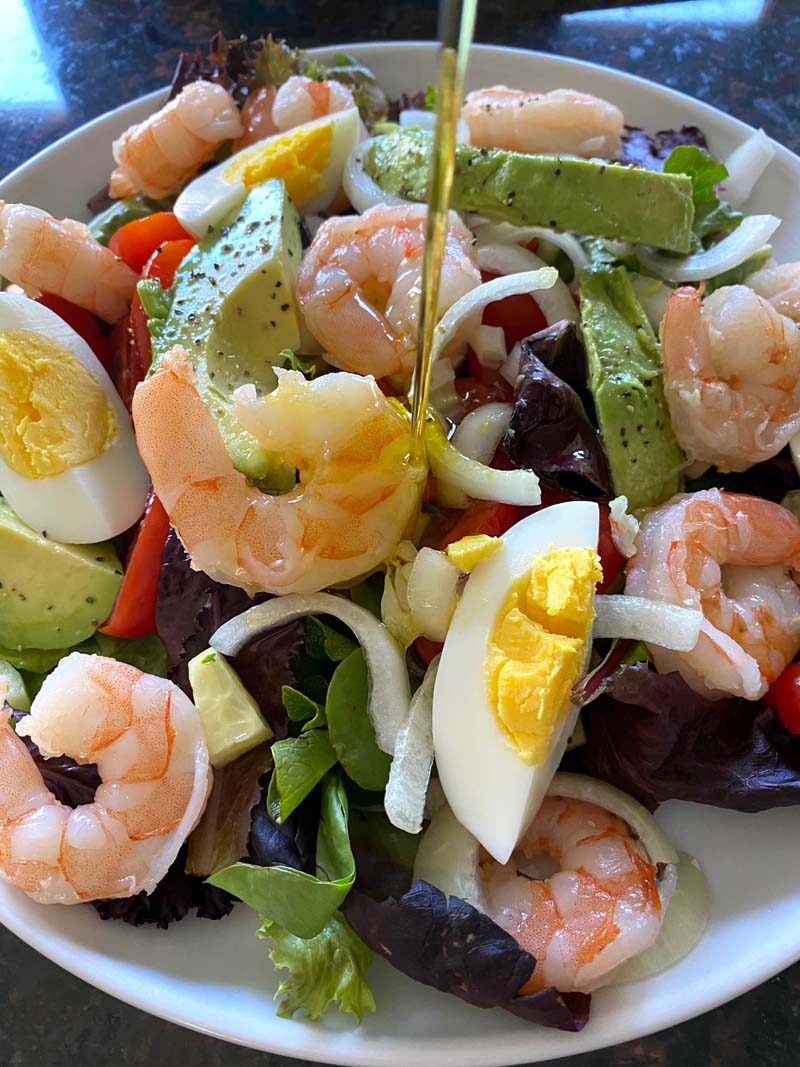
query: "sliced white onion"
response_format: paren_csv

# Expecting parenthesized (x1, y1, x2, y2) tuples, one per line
(210, 593, 409, 755)
(722, 129, 776, 206)
(472, 220, 591, 276)
(470, 323, 507, 368)
(381, 547, 419, 649)
(499, 341, 523, 387)
(476, 243, 579, 326)
(611, 852, 710, 984)
(427, 419, 540, 506)
(608, 495, 640, 559)
(430, 266, 558, 364)
(629, 273, 672, 332)
(343, 137, 409, 214)
(637, 214, 781, 283)
(399, 109, 471, 145)
(593, 595, 703, 652)
(413, 800, 486, 910)
(384, 657, 439, 834)
(429, 359, 467, 421)
(406, 548, 461, 642)
(452, 402, 512, 466)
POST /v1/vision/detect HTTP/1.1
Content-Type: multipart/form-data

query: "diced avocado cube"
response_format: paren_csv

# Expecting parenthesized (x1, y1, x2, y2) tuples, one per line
(187, 649, 273, 767)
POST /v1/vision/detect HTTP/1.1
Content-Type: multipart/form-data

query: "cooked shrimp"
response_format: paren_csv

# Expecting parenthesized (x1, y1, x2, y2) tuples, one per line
(747, 260, 800, 323)
(0, 653, 210, 904)
(625, 488, 800, 700)
(462, 86, 623, 158)
(110, 81, 243, 199)
(482, 795, 668, 993)
(0, 202, 137, 323)
(132, 346, 424, 595)
(296, 204, 481, 378)
(662, 285, 800, 472)
(272, 75, 356, 131)
(234, 85, 279, 149)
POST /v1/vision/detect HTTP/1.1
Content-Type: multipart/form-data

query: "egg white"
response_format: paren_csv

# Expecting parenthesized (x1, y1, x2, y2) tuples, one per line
(0, 295, 150, 543)
(432, 501, 600, 864)
(175, 107, 361, 239)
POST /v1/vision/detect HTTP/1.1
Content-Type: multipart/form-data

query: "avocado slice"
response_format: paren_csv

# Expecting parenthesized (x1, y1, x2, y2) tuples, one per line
(0, 499, 122, 650)
(365, 128, 695, 254)
(146, 179, 303, 484)
(187, 648, 273, 767)
(0, 660, 30, 711)
(579, 266, 684, 510)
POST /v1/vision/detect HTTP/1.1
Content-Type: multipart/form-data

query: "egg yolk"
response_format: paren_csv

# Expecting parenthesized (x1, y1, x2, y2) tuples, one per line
(223, 121, 333, 211)
(485, 546, 602, 764)
(0, 329, 117, 479)
(446, 534, 501, 572)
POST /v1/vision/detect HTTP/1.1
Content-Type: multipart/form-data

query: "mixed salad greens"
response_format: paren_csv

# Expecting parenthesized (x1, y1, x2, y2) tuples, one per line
(1, 29, 799, 1033)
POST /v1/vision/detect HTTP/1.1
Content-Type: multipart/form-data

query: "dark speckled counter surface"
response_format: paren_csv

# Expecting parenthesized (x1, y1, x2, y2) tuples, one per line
(1, 1, 800, 1064)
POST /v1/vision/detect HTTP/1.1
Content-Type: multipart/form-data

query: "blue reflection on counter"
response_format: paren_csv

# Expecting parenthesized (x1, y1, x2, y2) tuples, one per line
(1, 0, 66, 110)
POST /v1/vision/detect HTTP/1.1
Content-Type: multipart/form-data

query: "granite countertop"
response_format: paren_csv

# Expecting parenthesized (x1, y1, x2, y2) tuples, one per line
(1, 1, 800, 1064)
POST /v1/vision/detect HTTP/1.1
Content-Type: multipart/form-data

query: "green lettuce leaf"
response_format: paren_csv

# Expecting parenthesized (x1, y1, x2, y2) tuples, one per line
(305, 616, 357, 662)
(271, 729, 338, 820)
(258, 911, 375, 1022)
(88, 196, 174, 246)
(0, 660, 30, 710)
(663, 145, 742, 241)
(281, 684, 324, 725)
(4, 631, 168, 684)
(326, 649, 390, 791)
(208, 771, 356, 937)
(705, 245, 772, 293)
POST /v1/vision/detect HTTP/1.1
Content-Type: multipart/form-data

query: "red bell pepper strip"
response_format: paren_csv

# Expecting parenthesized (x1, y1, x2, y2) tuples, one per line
(109, 212, 192, 273)
(99, 494, 171, 639)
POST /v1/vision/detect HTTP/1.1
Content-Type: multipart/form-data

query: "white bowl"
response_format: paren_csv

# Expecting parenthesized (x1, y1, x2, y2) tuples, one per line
(1, 40, 799, 1067)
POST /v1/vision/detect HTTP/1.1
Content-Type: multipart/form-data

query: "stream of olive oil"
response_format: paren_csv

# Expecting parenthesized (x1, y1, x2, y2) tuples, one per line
(409, 0, 478, 461)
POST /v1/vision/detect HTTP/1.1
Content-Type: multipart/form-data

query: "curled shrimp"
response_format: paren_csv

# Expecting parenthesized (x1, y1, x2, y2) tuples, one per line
(110, 82, 243, 199)
(662, 285, 800, 472)
(625, 488, 800, 700)
(482, 794, 668, 993)
(747, 260, 800, 323)
(234, 85, 279, 149)
(296, 204, 481, 378)
(0, 202, 137, 323)
(462, 86, 623, 158)
(272, 75, 356, 131)
(132, 346, 424, 595)
(0, 653, 210, 904)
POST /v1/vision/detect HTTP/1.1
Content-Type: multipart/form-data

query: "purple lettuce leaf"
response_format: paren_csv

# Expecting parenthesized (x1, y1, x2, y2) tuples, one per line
(247, 774, 318, 873)
(687, 448, 799, 503)
(230, 621, 306, 739)
(504, 321, 611, 497)
(186, 744, 273, 877)
(156, 531, 261, 695)
(619, 125, 708, 170)
(579, 663, 800, 812)
(92, 846, 234, 929)
(343, 881, 590, 1032)
(8, 708, 100, 807)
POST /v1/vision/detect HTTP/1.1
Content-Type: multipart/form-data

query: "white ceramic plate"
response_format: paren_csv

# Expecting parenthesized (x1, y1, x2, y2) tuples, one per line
(2, 40, 799, 1067)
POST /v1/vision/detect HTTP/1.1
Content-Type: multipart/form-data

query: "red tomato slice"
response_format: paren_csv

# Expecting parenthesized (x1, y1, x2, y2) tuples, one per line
(100, 494, 171, 639)
(109, 212, 192, 273)
(35, 293, 111, 370)
(766, 663, 800, 733)
(480, 269, 548, 352)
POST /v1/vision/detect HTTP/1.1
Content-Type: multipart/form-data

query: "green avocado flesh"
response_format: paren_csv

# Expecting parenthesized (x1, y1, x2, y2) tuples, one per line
(579, 266, 685, 510)
(0, 499, 122, 651)
(147, 179, 302, 484)
(365, 128, 695, 254)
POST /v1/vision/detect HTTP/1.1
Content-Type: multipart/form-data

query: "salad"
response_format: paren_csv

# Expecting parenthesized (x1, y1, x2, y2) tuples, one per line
(0, 30, 799, 1032)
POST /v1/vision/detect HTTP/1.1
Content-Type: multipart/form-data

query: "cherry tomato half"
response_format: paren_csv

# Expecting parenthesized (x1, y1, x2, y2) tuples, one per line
(36, 293, 111, 370)
(109, 212, 192, 273)
(766, 662, 800, 733)
(480, 269, 548, 351)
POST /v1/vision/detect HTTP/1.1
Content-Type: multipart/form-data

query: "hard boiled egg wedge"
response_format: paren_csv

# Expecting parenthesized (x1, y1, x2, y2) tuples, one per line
(175, 107, 361, 239)
(0, 294, 150, 543)
(432, 501, 601, 864)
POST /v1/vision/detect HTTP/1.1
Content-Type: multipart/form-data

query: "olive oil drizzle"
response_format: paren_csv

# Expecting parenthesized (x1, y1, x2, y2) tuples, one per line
(409, 0, 478, 460)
